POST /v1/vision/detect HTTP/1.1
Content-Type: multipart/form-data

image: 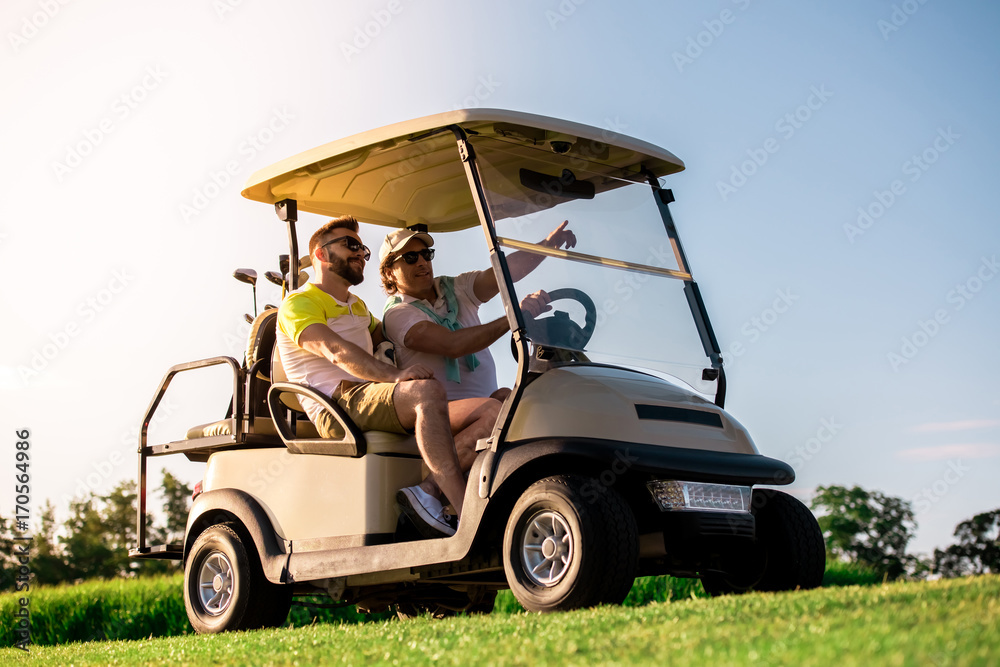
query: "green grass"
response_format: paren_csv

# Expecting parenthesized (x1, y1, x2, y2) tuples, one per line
(3, 575, 996, 665)
(822, 560, 885, 587)
(0, 574, 189, 646)
(1, 562, 878, 647)
(0, 573, 395, 646)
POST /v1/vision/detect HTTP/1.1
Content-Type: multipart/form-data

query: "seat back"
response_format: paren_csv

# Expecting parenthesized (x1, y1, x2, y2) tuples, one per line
(271, 339, 306, 413)
(246, 308, 279, 374)
(245, 308, 279, 420)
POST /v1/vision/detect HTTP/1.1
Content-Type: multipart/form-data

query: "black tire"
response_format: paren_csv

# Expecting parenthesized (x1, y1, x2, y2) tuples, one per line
(184, 523, 291, 633)
(701, 489, 825, 596)
(502, 475, 638, 612)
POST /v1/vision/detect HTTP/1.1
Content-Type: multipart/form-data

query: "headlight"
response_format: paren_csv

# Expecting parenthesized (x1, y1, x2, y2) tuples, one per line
(646, 480, 751, 513)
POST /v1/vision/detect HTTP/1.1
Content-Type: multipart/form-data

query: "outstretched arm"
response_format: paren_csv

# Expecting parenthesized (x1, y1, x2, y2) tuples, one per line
(403, 318, 510, 359)
(298, 323, 433, 382)
(401, 290, 552, 358)
(473, 220, 577, 302)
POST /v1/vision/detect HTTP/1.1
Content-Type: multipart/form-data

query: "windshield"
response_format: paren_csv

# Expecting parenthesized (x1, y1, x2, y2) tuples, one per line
(471, 135, 719, 397)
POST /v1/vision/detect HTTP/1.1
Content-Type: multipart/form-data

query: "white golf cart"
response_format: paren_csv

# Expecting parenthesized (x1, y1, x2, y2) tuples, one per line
(130, 109, 824, 633)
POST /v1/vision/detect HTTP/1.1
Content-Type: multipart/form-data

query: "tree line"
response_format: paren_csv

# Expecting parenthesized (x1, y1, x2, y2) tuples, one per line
(811, 485, 999, 580)
(1, 480, 997, 588)
(0, 471, 190, 588)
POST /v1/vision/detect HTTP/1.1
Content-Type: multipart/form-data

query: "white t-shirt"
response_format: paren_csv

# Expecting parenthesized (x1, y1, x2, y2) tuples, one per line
(276, 283, 378, 424)
(383, 271, 499, 401)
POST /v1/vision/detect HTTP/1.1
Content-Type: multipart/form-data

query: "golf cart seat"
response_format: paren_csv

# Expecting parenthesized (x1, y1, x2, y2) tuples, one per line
(267, 341, 420, 458)
(183, 307, 319, 443)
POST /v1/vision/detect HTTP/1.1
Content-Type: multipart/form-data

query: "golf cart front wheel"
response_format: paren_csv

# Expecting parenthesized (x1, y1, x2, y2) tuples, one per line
(502, 475, 638, 612)
(701, 489, 825, 596)
(184, 523, 291, 633)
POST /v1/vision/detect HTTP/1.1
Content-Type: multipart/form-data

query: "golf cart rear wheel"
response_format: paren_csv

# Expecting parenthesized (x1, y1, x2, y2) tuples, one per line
(503, 475, 638, 612)
(184, 523, 291, 633)
(701, 489, 825, 596)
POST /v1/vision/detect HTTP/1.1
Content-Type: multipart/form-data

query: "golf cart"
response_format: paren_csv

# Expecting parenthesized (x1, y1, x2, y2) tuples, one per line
(130, 109, 824, 633)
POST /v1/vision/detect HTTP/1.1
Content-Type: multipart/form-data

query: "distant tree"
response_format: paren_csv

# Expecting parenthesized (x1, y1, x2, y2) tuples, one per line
(811, 484, 918, 580)
(33, 501, 68, 585)
(6, 473, 190, 585)
(102, 481, 141, 574)
(933, 509, 1000, 578)
(0, 514, 15, 589)
(160, 469, 193, 544)
(0, 504, 66, 587)
(62, 494, 119, 580)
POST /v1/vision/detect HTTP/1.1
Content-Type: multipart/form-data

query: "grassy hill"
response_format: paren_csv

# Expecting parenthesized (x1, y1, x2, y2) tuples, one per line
(3, 575, 996, 666)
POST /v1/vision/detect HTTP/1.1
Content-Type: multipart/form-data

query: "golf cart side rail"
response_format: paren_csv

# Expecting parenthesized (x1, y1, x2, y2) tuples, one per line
(133, 355, 244, 558)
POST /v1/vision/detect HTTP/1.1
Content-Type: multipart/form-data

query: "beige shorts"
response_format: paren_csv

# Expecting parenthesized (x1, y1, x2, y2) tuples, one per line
(313, 380, 407, 438)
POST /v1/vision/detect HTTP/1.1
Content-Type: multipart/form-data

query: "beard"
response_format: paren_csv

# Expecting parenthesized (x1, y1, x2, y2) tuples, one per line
(329, 254, 364, 286)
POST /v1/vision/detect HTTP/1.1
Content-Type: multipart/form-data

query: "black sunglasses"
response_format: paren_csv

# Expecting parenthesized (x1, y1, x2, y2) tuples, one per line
(322, 236, 371, 261)
(394, 248, 435, 264)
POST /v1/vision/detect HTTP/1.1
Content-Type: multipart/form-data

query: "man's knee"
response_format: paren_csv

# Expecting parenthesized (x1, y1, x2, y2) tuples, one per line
(490, 387, 511, 402)
(406, 378, 447, 407)
(482, 398, 502, 420)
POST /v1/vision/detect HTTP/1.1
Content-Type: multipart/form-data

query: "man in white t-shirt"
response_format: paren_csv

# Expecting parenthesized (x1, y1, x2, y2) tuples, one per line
(379, 222, 577, 402)
(276, 215, 501, 538)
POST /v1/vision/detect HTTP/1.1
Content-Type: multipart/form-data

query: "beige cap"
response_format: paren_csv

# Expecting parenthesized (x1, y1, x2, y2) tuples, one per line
(379, 228, 434, 264)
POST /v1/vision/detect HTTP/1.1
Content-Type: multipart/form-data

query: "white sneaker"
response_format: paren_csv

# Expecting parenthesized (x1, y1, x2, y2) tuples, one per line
(437, 505, 458, 533)
(396, 486, 455, 538)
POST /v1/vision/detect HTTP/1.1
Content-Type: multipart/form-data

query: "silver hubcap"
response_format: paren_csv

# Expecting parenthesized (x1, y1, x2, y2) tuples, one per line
(521, 510, 574, 586)
(198, 551, 234, 615)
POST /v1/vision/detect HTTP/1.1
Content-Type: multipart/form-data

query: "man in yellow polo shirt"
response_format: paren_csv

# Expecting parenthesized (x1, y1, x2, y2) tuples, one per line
(276, 215, 500, 538)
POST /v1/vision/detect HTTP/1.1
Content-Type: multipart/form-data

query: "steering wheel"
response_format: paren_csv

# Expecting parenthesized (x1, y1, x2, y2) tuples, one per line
(524, 288, 598, 351)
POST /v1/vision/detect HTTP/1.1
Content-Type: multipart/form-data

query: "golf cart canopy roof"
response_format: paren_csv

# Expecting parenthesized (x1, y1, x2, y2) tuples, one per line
(241, 109, 685, 232)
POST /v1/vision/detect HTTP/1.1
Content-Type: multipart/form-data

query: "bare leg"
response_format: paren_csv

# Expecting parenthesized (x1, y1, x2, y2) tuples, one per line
(448, 397, 502, 471)
(416, 397, 501, 501)
(490, 387, 512, 402)
(392, 379, 466, 517)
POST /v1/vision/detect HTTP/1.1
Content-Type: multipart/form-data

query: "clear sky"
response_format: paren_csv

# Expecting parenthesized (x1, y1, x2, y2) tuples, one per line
(2, 0, 998, 557)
